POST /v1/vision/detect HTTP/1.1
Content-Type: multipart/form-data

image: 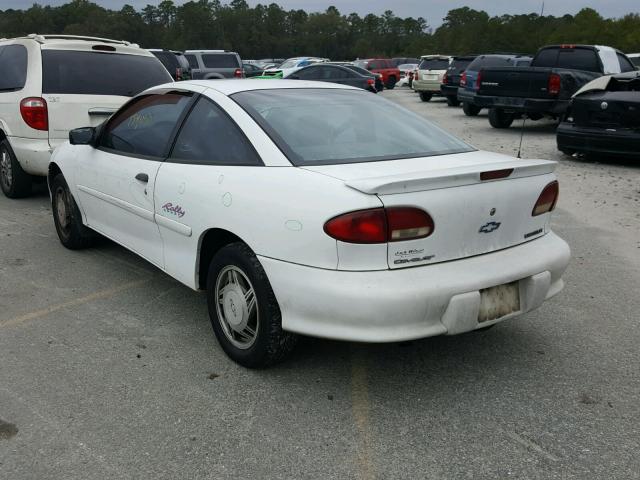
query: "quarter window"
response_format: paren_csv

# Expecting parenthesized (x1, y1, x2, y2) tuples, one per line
(170, 97, 261, 166)
(100, 93, 192, 158)
(0, 45, 28, 91)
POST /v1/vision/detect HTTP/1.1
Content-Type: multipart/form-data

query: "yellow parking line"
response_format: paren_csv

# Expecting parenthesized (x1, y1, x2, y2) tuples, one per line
(0, 279, 148, 329)
(351, 347, 375, 480)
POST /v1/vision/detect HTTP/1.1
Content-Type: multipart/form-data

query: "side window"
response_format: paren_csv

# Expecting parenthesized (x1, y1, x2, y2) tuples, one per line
(100, 93, 192, 158)
(532, 48, 559, 68)
(0, 44, 28, 91)
(326, 67, 349, 79)
(296, 67, 318, 80)
(170, 97, 261, 166)
(617, 53, 635, 73)
(185, 54, 199, 69)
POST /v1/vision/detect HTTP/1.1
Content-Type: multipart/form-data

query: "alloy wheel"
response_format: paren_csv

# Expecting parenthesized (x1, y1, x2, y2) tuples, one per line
(215, 265, 259, 349)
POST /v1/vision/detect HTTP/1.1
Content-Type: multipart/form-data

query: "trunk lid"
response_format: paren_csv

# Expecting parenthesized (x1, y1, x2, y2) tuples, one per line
(304, 151, 557, 269)
(572, 91, 640, 129)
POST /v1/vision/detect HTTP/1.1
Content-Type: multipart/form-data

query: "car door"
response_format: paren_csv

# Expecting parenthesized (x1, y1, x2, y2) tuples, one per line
(74, 91, 194, 267)
(154, 95, 263, 286)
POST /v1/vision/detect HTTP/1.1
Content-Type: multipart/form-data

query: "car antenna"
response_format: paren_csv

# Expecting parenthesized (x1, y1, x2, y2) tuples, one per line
(516, 114, 527, 159)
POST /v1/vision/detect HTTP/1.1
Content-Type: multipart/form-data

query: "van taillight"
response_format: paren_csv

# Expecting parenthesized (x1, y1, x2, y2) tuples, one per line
(324, 207, 434, 244)
(234, 68, 244, 78)
(475, 70, 482, 90)
(20, 97, 48, 131)
(548, 73, 561, 95)
(442, 72, 449, 84)
(460, 72, 467, 86)
(176, 67, 183, 80)
(532, 181, 559, 216)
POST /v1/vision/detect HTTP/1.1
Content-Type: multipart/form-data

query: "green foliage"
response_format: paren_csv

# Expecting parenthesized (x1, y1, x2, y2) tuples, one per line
(0, 2, 638, 58)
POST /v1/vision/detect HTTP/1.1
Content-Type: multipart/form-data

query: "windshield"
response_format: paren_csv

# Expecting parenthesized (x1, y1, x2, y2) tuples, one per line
(232, 89, 473, 166)
(42, 50, 171, 96)
(279, 58, 301, 69)
(419, 58, 449, 70)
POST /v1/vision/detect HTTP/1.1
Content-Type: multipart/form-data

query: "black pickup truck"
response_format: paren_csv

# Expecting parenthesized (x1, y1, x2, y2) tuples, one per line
(473, 45, 637, 128)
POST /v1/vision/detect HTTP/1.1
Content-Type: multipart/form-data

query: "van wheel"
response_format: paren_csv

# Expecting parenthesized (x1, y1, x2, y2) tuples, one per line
(51, 174, 95, 249)
(419, 92, 432, 102)
(462, 103, 481, 116)
(488, 108, 515, 129)
(0, 139, 32, 198)
(206, 242, 298, 368)
(446, 96, 460, 107)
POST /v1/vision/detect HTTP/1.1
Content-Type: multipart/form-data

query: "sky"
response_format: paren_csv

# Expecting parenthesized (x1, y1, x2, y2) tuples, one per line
(0, 0, 638, 26)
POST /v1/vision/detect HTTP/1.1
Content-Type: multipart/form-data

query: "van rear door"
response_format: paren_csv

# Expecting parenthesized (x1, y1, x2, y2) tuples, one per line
(40, 44, 172, 148)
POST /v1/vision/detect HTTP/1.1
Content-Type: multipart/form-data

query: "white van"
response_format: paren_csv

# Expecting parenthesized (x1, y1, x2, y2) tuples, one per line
(0, 34, 171, 198)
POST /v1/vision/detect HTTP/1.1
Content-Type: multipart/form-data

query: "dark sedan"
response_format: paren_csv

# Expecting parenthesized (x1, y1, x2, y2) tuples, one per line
(286, 64, 377, 92)
(557, 71, 640, 159)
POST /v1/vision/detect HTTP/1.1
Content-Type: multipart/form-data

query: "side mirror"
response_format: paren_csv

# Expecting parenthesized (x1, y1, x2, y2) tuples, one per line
(69, 127, 96, 146)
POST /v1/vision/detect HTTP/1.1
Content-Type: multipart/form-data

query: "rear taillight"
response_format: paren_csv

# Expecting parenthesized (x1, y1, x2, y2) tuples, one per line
(176, 67, 183, 80)
(366, 78, 375, 86)
(532, 181, 559, 216)
(460, 72, 467, 87)
(20, 97, 48, 131)
(234, 68, 243, 78)
(324, 207, 434, 244)
(475, 70, 482, 90)
(442, 72, 449, 84)
(548, 73, 561, 95)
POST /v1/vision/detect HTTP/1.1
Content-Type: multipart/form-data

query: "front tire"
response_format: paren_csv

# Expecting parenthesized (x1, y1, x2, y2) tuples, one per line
(206, 242, 297, 368)
(446, 96, 460, 107)
(488, 108, 515, 129)
(0, 139, 32, 198)
(462, 102, 481, 116)
(419, 92, 432, 102)
(51, 174, 95, 249)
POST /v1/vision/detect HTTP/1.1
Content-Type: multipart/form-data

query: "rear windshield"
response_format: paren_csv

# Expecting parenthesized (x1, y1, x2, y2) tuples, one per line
(419, 58, 449, 70)
(467, 56, 517, 70)
(185, 54, 199, 69)
(450, 58, 474, 71)
(42, 50, 171, 96)
(151, 51, 180, 71)
(232, 89, 473, 166)
(632, 57, 640, 67)
(202, 53, 240, 68)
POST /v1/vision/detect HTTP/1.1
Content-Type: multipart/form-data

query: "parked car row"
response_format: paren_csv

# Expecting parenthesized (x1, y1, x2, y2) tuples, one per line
(407, 44, 639, 159)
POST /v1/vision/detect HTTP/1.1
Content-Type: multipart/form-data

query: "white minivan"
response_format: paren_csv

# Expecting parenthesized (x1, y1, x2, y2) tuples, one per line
(0, 34, 172, 198)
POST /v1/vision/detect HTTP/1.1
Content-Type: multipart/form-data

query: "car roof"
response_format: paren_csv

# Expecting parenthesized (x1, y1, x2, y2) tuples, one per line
(151, 79, 359, 95)
(2, 34, 152, 56)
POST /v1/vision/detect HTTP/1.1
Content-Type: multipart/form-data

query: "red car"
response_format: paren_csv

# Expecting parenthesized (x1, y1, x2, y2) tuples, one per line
(353, 58, 401, 89)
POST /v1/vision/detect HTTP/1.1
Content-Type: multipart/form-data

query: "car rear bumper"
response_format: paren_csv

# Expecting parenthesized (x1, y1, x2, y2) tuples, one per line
(7, 136, 53, 176)
(413, 79, 442, 93)
(457, 88, 477, 104)
(474, 95, 569, 114)
(557, 123, 640, 157)
(260, 232, 570, 342)
(440, 85, 459, 96)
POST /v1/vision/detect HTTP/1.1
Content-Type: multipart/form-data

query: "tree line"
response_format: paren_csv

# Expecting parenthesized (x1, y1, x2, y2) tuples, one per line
(1, 0, 639, 59)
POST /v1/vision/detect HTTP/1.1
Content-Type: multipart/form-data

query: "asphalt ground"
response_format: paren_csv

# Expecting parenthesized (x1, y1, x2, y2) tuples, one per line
(1, 88, 639, 479)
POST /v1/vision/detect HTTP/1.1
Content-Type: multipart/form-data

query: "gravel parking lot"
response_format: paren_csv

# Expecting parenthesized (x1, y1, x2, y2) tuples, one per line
(1, 87, 639, 480)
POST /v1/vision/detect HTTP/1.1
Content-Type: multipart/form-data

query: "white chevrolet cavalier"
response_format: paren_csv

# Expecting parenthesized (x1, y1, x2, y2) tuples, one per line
(48, 80, 570, 367)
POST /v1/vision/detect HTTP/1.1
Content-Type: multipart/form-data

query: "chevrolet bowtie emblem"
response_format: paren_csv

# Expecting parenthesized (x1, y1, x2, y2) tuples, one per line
(479, 221, 501, 233)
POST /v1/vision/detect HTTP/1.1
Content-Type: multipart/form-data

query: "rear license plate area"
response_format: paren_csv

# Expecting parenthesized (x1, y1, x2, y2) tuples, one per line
(478, 281, 520, 323)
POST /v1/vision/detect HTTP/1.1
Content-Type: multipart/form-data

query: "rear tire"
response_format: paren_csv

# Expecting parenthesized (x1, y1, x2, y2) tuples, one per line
(488, 108, 515, 129)
(51, 174, 95, 249)
(386, 76, 396, 90)
(206, 242, 298, 368)
(462, 102, 481, 116)
(419, 92, 432, 102)
(446, 96, 460, 107)
(0, 139, 32, 198)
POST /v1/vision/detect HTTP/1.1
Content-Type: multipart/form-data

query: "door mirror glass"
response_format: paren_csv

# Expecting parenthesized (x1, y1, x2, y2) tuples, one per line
(69, 127, 95, 145)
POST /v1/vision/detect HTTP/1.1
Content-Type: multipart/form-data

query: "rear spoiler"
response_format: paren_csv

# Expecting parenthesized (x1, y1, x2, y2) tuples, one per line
(345, 159, 556, 195)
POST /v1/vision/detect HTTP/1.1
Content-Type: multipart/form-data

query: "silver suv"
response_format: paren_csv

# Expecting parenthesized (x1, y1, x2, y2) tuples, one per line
(184, 50, 244, 79)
